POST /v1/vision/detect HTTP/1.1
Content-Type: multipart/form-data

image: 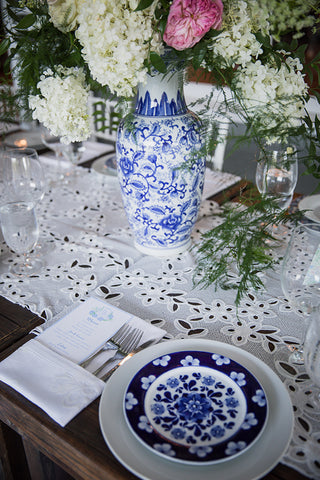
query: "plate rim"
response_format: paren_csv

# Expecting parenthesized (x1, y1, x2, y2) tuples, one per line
(91, 153, 118, 177)
(123, 349, 268, 464)
(298, 194, 320, 223)
(99, 339, 294, 480)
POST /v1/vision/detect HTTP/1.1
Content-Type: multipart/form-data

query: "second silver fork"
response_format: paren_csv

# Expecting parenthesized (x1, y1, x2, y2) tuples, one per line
(79, 323, 138, 369)
(92, 327, 143, 377)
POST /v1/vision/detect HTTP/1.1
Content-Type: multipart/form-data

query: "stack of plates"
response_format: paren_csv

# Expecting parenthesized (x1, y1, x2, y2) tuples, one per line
(99, 339, 293, 480)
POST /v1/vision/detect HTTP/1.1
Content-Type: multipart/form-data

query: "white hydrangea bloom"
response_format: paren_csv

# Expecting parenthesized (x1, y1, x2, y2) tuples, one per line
(210, 1, 263, 68)
(28, 66, 91, 144)
(233, 55, 308, 140)
(75, 0, 162, 97)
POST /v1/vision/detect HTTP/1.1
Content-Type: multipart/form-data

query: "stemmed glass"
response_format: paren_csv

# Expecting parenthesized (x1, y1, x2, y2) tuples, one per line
(41, 128, 85, 182)
(281, 223, 320, 364)
(0, 148, 45, 275)
(256, 143, 298, 238)
(40, 128, 69, 183)
(63, 141, 86, 180)
(304, 314, 320, 406)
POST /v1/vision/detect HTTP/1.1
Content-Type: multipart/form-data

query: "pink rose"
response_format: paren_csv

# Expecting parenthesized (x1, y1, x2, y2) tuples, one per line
(163, 0, 223, 51)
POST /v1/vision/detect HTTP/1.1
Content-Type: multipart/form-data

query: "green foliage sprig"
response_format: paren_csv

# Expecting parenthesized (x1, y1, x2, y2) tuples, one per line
(194, 194, 304, 306)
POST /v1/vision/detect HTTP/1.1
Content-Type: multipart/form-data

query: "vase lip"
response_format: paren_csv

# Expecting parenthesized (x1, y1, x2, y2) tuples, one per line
(135, 70, 188, 116)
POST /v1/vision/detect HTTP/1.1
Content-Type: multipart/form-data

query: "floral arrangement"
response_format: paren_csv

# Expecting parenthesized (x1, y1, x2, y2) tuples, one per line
(0, 0, 319, 147)
(1, 0, 320, 303)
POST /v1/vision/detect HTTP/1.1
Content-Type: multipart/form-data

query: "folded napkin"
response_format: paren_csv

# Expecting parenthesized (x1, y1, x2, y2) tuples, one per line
(0, 339, 105, 427)
(0, 296, 166, 426)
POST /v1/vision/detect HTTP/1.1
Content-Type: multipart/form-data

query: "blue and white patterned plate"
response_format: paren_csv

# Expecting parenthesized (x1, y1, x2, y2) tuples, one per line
(123, 350, 268, 464)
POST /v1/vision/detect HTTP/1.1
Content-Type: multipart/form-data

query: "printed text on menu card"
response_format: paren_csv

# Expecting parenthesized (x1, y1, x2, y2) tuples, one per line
(37, 297, 133, 363)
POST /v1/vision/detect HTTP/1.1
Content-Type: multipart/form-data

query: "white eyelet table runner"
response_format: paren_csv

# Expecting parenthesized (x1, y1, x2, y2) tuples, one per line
(0, 149, 318, 478)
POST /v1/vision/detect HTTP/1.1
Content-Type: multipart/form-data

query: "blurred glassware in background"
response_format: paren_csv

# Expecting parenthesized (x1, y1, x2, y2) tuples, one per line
(304, 314, 320, 406)
(281, 223, 320, 364)
(40, 128, 85, 183)
(0, 147, 45, 275)
(256, 143, 298, 241)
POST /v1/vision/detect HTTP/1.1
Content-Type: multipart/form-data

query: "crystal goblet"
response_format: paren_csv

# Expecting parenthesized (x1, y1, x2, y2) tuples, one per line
(256, 143, 298, 240)
(304, 315, 320, 407)
(0, 148, 45, 275)
(281, 223, 320, 364)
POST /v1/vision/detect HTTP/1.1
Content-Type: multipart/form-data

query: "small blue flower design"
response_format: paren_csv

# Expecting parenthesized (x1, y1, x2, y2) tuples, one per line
(119, 156, 134, 176)
(153, 443, 176, 457)
(138, 415, 153, 433)
(141, 375, 156, 390)
(230, 371, 246, 387)
(242, 412, 258, 430)
(252, 389, 266, 407)
(153, 355, 171, 367)
(166, 376, 180, 388)
(160, 213, 182, 231)
(171, 428, 186, 440)
(201, 375, 215, 386)
(151, 403, 165, 415)
(180, 355, 200, 367)
(225, 441, 247, 456)
(125, 392, 138, 410)
(225, 397, 239, 408)
(212, 354, 231, 366)
(189, 445, 213, 458)
(210, 425, 225, 438)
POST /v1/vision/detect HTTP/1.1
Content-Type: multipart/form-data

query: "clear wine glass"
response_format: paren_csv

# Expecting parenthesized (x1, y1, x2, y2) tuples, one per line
(0, 148, 45, 275)
(256, 143, 298, 238)
(281, 223, 320, 364)
(304, 315, 320, 407)
(62, 141, 86, 181)
(41, 128, 85, 182)
(40, 128, 68, 183)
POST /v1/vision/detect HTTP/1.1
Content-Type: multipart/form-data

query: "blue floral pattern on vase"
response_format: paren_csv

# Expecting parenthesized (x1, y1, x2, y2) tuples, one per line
(124, 351, 268, 464)
(116, 71, 205, 256)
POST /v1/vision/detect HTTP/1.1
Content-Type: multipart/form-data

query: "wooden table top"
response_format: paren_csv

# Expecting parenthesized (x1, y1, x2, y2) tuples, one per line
(0, 180, 310, 480)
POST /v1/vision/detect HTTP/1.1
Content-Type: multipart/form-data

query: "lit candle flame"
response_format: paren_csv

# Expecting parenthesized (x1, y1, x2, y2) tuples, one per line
(14, 139, 28, 148)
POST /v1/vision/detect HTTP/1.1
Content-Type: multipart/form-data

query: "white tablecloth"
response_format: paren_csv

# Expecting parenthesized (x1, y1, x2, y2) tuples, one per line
(0, 153, 319, 479)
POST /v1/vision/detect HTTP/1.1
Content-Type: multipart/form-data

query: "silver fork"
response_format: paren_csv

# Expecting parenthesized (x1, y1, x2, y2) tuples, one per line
(92, 327, 143, 377)
(79, 323, 139, 369)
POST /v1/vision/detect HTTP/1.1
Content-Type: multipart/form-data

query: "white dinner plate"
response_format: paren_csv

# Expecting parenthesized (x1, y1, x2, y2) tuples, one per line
(99, 339, 293, 480)
(298, 195, 320, 223)
(92, 153, 118, 176)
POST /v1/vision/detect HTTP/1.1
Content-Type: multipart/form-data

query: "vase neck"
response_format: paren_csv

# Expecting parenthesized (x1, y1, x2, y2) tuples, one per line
(135, 70, 187, 116)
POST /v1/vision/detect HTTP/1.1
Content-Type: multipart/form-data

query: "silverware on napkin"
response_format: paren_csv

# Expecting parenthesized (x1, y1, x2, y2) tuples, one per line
(100, 338, 157, 382)
(79, 323, 142, 369)
(92, 327, 144, 377)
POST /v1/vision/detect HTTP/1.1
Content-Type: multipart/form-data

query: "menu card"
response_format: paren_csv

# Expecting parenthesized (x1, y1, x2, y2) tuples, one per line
(36, 297, 134, 363)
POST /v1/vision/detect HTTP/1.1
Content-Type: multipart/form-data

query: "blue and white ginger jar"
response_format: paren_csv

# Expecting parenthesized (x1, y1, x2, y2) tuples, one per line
(116, 70, 205, 256)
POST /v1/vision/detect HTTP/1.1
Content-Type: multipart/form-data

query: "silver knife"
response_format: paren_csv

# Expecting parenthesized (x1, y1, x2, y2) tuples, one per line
(100, 338, 157, 382)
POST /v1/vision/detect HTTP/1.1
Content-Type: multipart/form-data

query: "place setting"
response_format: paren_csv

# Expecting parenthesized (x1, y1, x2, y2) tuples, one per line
(0, 296, 166, 427)
(99, 338, 294, 480)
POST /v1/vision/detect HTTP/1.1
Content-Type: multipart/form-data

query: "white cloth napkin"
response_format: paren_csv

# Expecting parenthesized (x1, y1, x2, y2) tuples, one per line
(0, 339, 105, 427)
(0, 308, 166, 426)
